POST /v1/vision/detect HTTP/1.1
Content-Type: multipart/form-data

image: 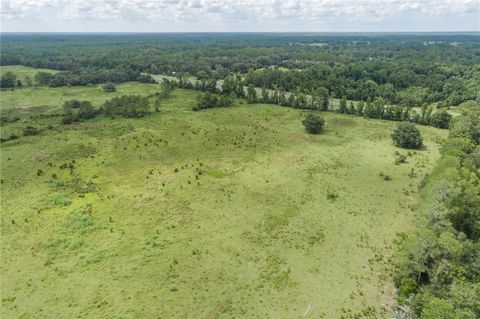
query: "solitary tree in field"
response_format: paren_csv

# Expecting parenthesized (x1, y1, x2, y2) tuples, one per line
(154, 98, 161, 112)
(221, 75, 236, 95)
(392, 122, 423, 149)
(286, 93, 296, 107)
(356, 101, 365, 116)
(313, 87, 329, 111)
(278, 91, 287, 106)
(321, 95, 329, 111)
(261, 87, 270, 103)
(159, 82, 175, 98)
(338, 96, 347, 113)
(348, 102, 356, 114)
(302, 113, 325, 134)
(246, 85, 257, 104)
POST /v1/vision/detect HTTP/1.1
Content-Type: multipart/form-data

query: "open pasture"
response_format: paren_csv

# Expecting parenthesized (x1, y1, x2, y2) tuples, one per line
(1, 71, 447, 318)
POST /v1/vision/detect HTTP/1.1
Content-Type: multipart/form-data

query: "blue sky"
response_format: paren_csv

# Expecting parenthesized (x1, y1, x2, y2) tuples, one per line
(1, 0, 479, 32)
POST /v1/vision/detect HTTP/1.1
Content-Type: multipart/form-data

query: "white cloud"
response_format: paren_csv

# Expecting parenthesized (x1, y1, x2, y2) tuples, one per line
(1, 0, 60, 19)
(1, 0, 479, 30)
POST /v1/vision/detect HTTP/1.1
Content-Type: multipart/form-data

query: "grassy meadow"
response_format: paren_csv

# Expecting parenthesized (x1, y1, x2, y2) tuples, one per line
(0, 65, 58, 85)
(1, 66, 448, 318)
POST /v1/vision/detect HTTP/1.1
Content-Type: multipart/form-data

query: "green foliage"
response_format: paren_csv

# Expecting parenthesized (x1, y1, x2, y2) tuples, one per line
(43, 192, 72, 207)
(158, 81, 175, 99)
(103, 95, 150, 118)
(2, 33, 479, 107)
(302, 113, 325, 134)
(137, 74, 156, 83)
(1, 71, 17, 88)
(64, 207, 95, 232)
(63, 99, 97, 123)
(220, 75, 239, 96)
(397, 277, 418, 303)
(449, 103, 480, 144)
(392, 122, 423, 149)
(420, 298, 458, 319)
(430, 111, 452, 129)
(22, 125, 40, 136)
(193, 92, 233, 111)
(395, 154, 407, 165)
(395, 101, 480, 318)
(102, 82, 116, 92)
(34, 72, 54, 86)
(246, 85, 257, 104)
(338, 96, 347, 113)
(196, 70, 209, 80)
(398, 86, 430, 108)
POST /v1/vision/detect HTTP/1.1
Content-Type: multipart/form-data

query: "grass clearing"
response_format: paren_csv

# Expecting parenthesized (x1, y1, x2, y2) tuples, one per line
(1, 73, 447, 318)
(0, 65, 58, 83)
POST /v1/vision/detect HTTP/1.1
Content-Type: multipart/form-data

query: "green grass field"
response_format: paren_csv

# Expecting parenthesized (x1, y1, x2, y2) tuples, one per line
(0, 65, 58, 84)
(1, 67, 447, 318)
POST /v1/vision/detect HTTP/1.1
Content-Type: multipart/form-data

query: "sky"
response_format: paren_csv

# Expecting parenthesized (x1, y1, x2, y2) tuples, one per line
(1, 0, 479, 32)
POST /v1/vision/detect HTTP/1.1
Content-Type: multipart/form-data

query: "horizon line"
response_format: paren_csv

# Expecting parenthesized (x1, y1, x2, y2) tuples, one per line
(1, 31, 479, 34)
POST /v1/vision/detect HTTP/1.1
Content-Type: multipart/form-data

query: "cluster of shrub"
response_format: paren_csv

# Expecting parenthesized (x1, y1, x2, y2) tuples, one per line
(62, 95, 150, 123)
(62, 99, 98, 124)
(0, 125, 48, 143)
(176, 75, 452, 129)
(0, 71, 24, 88)
(394, 100, 480, 319)
(61, 82, 175, 123)
(103, 95, 150, 118)
(193, 92, 234, 111)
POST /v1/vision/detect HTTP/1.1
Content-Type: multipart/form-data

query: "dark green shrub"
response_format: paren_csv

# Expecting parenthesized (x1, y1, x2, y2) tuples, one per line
(102, 82, 116, 92)
(23, 126, 40, 136)
(302, 113, 325, 134)
(34, 72, 54, 86)
(193, 92, 233, 111)
(395, 154, 407, 165)
(391, 122, 423, 149)
(103, 95, 150, 118)
(63, 99, 96, 123)
(430, 111, 452, 129)
(0, 71, 17, 88)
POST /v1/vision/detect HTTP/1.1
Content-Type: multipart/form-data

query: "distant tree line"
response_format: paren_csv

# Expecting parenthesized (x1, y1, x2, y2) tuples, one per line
(33, 68, 155, 88)
(244, 63, 478, 108)
(174, 75, 452, 129)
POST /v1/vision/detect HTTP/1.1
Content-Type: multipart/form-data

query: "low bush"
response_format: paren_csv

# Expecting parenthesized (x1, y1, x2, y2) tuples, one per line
(302, 113, 325, 134)
(102, 82, 116, 92)
(23, 125, 40, 136)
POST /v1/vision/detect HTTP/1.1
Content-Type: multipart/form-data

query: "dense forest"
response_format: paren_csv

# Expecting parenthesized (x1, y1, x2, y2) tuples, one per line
(1, 33, 479, 107)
